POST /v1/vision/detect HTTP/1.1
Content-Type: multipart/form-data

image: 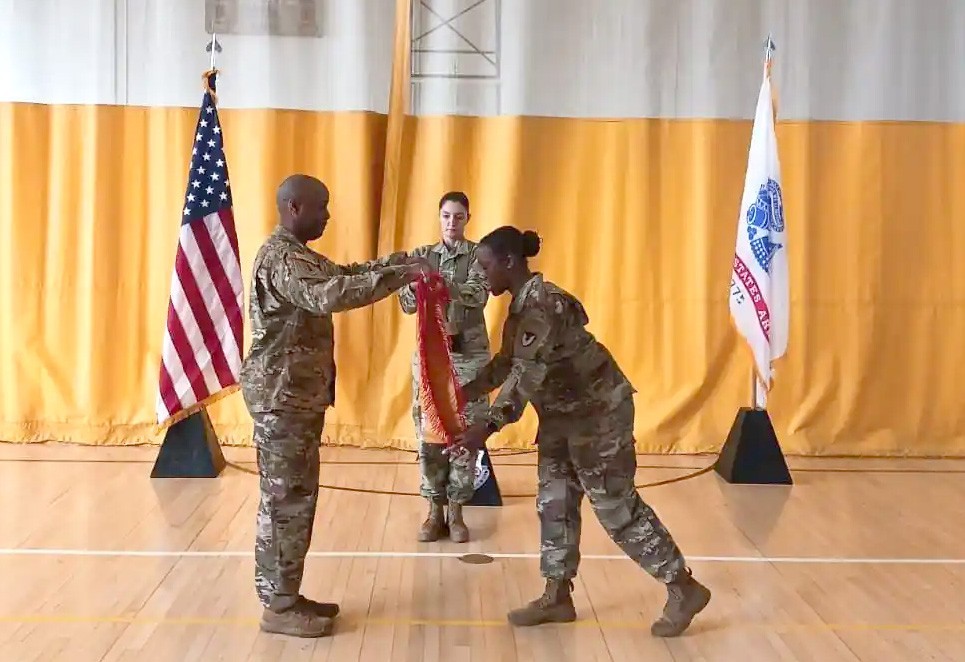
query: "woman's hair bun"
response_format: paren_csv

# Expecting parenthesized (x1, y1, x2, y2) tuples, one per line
(521, 230, 541, 258)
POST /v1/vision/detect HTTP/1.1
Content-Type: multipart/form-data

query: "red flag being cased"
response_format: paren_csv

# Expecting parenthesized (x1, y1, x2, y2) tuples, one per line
(414, 273, 467, 446)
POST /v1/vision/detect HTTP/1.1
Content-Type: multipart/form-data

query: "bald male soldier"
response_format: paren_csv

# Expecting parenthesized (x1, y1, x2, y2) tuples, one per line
(240, 174, 429, 638)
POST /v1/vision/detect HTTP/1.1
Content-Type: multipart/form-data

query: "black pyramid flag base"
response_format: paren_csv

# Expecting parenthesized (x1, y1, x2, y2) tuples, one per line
(468, 446, 503, 506)
(151, 409, 226, 478)
(714, 407, 793, 485)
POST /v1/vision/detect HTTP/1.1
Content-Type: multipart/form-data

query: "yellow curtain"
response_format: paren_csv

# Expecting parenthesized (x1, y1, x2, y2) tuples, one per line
(2, 68, 965, 452)
(0, 103, 390, 447)
(2, 103, 963, 456)
(367, 115, 965, 456)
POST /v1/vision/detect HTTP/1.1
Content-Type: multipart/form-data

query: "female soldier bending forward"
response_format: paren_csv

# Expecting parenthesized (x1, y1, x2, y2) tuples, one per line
(451, 226, 710, 637)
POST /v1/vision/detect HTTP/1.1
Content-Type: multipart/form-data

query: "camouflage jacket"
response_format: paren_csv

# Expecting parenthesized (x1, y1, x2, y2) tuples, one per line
(398, 239, 490, 357)
(240, 225, 411, 413)
(463, 273, 636, 427)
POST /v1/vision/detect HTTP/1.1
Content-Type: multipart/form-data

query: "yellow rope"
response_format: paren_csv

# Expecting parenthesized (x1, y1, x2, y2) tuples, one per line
(202, 68, 218, 105)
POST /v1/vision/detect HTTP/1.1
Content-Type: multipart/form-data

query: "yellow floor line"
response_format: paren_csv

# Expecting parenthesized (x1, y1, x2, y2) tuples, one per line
(0, 613, 962, 632)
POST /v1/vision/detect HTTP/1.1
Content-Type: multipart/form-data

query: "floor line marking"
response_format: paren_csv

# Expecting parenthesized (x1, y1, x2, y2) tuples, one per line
(0, 548, 963, 564)
(0, 613, 961, 632)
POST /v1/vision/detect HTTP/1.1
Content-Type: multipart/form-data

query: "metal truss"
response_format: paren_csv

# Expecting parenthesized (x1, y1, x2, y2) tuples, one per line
(410, 0, 501, 114)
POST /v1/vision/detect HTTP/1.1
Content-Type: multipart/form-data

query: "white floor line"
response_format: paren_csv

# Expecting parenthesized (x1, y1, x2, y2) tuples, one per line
(0, 548, 963, 564)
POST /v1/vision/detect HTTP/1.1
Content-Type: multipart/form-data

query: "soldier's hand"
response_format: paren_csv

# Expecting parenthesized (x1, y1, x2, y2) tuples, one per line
(401, 256, 433, 282)
(447, 421, 492, 454)
(408, 256, 433, 271)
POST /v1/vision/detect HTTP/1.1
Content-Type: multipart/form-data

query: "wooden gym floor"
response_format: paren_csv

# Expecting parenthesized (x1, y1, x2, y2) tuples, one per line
(0, 443, 963, 661)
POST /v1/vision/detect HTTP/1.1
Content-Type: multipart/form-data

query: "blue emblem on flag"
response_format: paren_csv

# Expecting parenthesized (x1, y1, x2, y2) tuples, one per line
(468, 447, 502, 506)
(745, 178, 785, 272)
(473, 450, 490, 490)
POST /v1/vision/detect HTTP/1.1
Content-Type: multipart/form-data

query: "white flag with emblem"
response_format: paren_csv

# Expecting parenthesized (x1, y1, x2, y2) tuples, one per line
(729, 58, 789, 390)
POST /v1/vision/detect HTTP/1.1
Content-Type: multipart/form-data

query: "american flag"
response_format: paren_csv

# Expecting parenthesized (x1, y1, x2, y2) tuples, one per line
(157, 70, 244, 427)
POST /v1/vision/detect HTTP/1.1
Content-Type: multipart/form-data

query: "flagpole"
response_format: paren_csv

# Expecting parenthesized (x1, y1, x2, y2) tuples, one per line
(153, 31, 240, 478)
(750, 33, 777, 413)
(714, 31, 791, 484)
(206, 32, 221, 71)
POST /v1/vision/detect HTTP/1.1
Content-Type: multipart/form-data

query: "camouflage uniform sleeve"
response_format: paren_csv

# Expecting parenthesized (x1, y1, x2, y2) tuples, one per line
(483, 306, 557, 431)
(461, 353, 512, 402)
(398, 282, 418, 315)
(398, 245, 430, 315)
(272, 252, 411, 314)
(445, 251, 489, 309)
(337, 250, 410, 276)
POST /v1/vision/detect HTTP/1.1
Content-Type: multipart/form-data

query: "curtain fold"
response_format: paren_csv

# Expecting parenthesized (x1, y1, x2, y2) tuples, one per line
(1, 0, 964, 456)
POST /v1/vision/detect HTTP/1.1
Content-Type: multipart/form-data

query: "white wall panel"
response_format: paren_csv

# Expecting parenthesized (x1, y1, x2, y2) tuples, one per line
(125, 0, 395, 111)
(0, 0, 395, 112)
(412, 0, 965, 122)
(0, 0, 118, 105)
(784, 0, 965, 123)
(2, 0, 964, 121)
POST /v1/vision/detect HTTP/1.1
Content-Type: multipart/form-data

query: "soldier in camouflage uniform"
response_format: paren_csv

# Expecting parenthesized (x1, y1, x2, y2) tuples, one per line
(240, 174, 429, 638)
(398, 192, 490, 543)
(452, 226, 711, 638)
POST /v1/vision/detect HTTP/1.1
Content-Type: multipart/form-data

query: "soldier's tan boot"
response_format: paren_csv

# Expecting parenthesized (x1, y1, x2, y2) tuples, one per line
(417, 501, 448, 542)
(296, 595, 340, 619)
(507, 578, 577, 626)
(447, 502, 469, 543)
(260, 604, 334, 638)
(650, 569, 711, 637)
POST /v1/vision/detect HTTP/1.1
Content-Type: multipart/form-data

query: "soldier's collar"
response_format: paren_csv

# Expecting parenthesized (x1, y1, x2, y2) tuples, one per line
(273, 225, 303, 244)
(510, 273, 543, 313)
(433, 239, 469, 256)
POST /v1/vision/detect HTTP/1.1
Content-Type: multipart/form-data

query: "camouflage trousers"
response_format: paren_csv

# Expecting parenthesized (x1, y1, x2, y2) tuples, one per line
(418, 443, 477, 505)
(252, 409, 325, 612)
(411, 352, 489, 505)
(535, 397, 687, 584)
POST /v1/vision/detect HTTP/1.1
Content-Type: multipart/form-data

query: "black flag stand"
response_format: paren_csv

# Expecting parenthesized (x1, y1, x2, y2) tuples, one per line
(468, 446, 502, 506)
(714, 375, 792, 485)
(151, 409, 226, 479)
